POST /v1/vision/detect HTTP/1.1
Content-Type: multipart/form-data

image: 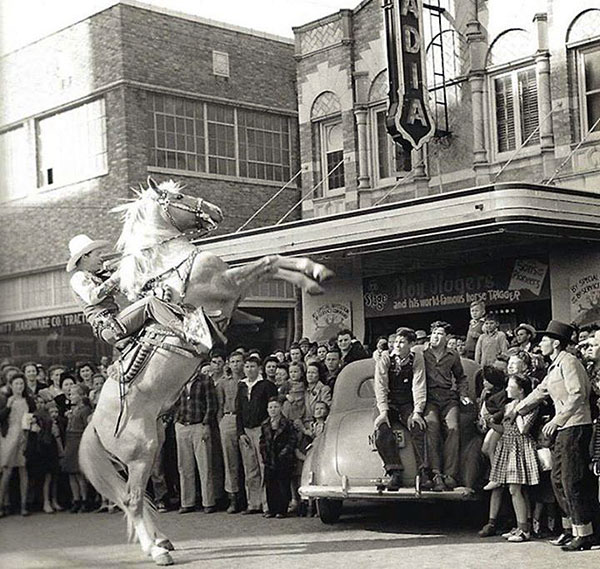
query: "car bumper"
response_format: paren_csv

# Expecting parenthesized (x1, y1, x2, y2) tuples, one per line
(299, 484, 477, 501)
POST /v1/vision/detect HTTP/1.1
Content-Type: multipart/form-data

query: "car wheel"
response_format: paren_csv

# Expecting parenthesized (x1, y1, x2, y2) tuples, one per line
(317, 498, 342, 524)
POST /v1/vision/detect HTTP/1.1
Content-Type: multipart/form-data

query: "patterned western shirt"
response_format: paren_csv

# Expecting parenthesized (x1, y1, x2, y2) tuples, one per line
(175, 372, 216, 425)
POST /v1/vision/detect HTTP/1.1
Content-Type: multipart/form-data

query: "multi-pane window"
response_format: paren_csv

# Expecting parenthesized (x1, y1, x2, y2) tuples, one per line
(0, 126, 27, 202)
(318, 120, 345, 192)
(375, 109, 412, 181)
(207, 104, 236, 176)
(37, 98, 107, 187)
(238, 110, 291, 182)
(493, 67, 539, 153)
(578, 45, 600, 136)
(148, 93, 293, 182)
(149, 95, 205, 172)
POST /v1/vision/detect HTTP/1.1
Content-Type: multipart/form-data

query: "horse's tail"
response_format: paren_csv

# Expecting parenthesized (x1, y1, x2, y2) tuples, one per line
(79, 425, 140, 541)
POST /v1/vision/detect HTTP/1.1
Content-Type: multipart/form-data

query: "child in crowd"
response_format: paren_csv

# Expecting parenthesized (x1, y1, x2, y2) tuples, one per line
(62, 384, 92, 513)
(282, 382, 308, 514)
(304, 361, 332, 423)
(479, 375, 539, 542)
(47, 401, 65, 511)
(89, 374, 106, 408)
(475, 315, 510, 367)
(259, 397, 297, 518)
(307, 401, 329, 440)
(478, 366, 509, 466)
(288, 362, 306, 388)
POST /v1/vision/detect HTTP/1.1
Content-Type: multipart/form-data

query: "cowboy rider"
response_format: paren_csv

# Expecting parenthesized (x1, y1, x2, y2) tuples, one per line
(67, 234, 188, 345)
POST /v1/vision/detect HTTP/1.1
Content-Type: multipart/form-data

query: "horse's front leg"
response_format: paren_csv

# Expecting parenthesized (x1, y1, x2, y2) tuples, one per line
(273, 256, 335, 283)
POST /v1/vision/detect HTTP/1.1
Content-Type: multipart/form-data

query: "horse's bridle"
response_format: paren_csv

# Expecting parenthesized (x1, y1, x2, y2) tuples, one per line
(153, 186, 219, 234)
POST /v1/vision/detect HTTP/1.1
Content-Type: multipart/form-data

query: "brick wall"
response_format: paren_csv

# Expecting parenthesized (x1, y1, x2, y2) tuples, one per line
(0, 4, 300, 279)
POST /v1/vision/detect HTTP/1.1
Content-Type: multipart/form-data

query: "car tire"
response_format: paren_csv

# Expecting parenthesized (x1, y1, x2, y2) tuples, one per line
(317, 499, 342, 524)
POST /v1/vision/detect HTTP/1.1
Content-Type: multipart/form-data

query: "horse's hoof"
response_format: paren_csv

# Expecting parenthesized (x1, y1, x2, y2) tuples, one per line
(156, 539, 175, 551)
(314, 267, 335, 282)
(153, 551, 174, 566)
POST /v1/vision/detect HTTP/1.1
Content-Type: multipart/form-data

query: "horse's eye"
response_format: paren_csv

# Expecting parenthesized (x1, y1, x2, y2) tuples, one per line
(175, 194, 183, 200)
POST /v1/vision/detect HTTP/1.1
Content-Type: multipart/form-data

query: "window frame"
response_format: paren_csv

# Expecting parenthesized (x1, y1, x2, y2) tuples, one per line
(36, 97, 108, 191)
(148, 93, 294, 184)
(488, 62, 541, 161)
(369, 105, 412, 188)
(316, 116, 345, 197)
(0, 124, 28, 203)
(576, 41, 600, 141)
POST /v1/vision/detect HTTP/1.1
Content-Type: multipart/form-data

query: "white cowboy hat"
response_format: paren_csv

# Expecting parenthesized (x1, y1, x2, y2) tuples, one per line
(66, 234, 110, 272)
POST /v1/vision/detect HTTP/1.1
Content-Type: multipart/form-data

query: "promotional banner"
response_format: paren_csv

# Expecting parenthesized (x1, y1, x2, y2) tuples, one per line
(570, 270, 600, 326)
(364, 259, 550, 317)
(309, 301, 352, 343)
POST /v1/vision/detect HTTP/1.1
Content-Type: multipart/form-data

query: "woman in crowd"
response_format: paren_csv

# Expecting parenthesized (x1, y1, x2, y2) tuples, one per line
(0, 373, 36, 516)
(23, 362, 44, 395)
(304, 361, 332, 423)
(62, 384, 92, 512)
(55, 374, 76, 418)
(77, 362, 96, 393)
(25, 406, 62, 513)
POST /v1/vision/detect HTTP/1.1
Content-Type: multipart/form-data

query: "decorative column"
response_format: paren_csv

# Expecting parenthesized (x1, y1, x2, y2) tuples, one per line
(354, 107, 370, 190)
(534, 13, 554, 149)
(466, 21, 488, 171)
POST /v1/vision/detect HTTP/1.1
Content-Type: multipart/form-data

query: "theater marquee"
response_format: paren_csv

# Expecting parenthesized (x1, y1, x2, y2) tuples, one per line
(382, 0, 435, 150)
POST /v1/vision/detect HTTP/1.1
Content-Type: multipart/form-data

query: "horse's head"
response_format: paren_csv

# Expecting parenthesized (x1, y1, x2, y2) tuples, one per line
(147, 178, 223, 235)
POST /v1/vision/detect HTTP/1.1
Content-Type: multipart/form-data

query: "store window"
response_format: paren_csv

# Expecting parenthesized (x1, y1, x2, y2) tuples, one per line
(373, 108, 412, 183)
(492, 67, 539, 154)
(0, 125, 27, 202)
(148, 93, 293, 182)
(37, 98, 107, 188)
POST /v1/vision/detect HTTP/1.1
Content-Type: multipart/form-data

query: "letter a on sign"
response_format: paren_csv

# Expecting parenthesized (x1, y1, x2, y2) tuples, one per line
(382, 0, 435, 150)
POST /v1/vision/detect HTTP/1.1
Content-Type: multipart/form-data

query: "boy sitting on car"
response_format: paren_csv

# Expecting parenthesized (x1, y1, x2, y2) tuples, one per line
(373, 327, 428, 490)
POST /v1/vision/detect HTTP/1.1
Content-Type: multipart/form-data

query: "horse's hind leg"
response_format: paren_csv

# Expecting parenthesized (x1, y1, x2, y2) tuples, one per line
(126, 459, 174, 566)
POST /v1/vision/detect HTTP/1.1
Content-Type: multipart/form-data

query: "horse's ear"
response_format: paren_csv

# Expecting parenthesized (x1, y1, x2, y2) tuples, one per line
(147, 176, 159, 190)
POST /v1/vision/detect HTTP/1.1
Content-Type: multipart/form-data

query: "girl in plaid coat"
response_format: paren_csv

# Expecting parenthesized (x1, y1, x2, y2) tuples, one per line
(488, 374, 539, 542)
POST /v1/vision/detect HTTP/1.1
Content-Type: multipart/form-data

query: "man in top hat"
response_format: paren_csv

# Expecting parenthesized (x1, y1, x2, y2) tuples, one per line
(512, 323, 536, 352)
(67, 234, 207, 348)
(508, 320, 596, 551)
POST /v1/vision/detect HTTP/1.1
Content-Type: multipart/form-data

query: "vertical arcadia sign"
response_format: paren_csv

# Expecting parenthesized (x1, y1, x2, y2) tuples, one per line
(382, 0, 435, 150)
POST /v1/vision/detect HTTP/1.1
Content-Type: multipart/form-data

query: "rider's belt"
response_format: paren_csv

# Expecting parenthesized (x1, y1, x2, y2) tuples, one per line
(178, 420, 202, 426)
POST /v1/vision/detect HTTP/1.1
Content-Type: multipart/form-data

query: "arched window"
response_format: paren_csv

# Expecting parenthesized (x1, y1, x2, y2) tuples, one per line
(367, 71, 411, 187)
(487, 29, 539, 156)
(311, 92, 344, 195)
(567, 9, 600, 138)
(486, 29, 535, 67)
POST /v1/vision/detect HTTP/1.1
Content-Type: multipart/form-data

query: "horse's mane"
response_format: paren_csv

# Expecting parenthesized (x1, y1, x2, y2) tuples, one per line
(112, 182, 181, 301)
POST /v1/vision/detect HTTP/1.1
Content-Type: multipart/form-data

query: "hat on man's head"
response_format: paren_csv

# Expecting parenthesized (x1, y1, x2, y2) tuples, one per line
(415, 330, 428, 341)
(299, 337, 311, 345)
(537, 320, 576, 344)
(66, 234, 110, 272)
(515, 323, 536, 338)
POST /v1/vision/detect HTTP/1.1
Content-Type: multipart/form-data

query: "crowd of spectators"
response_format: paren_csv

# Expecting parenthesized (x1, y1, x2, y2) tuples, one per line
(0, 300, 599, 552)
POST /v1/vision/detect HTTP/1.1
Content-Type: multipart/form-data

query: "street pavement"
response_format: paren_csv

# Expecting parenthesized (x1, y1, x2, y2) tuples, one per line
(0, 501, 598, 569)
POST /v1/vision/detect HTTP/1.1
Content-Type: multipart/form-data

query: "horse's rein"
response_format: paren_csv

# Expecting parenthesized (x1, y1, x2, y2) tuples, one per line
(155, 189, 219, 234)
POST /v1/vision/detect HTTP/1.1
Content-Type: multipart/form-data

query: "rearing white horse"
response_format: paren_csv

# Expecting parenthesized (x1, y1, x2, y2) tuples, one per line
(79, 178, 333, 565)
